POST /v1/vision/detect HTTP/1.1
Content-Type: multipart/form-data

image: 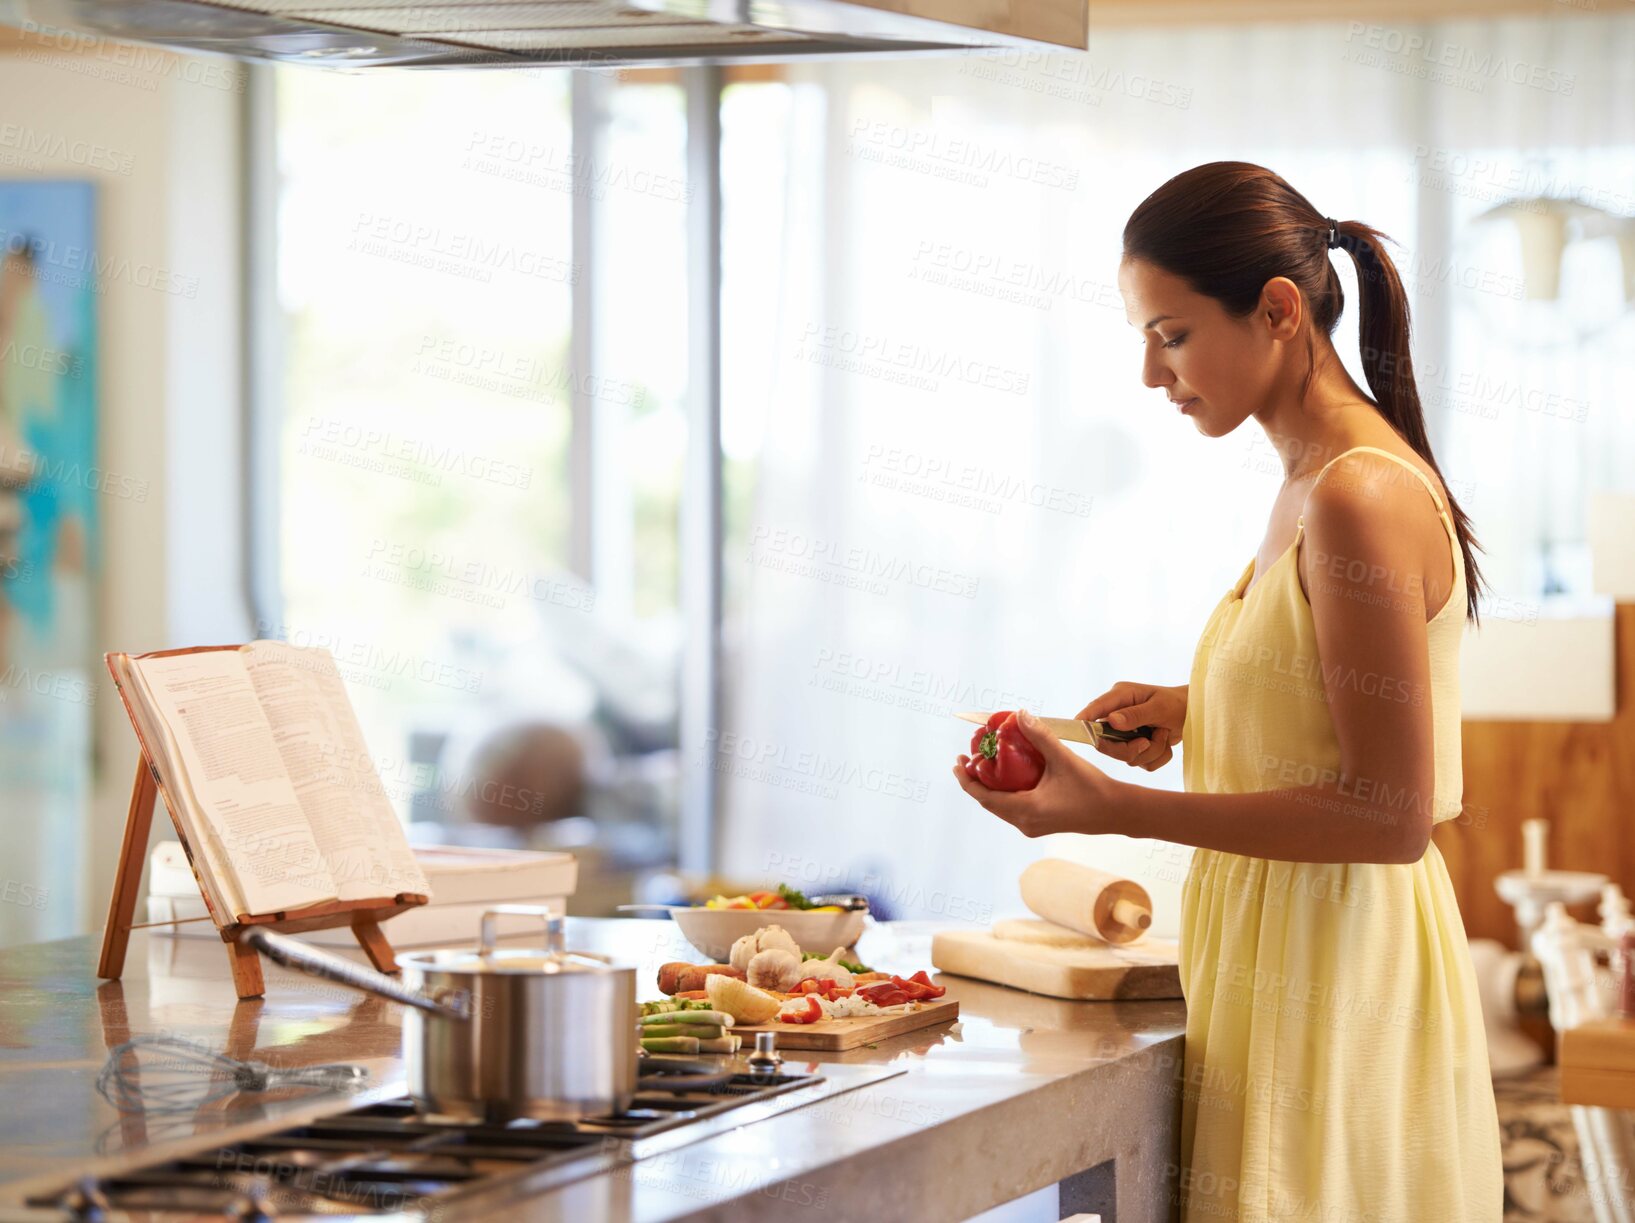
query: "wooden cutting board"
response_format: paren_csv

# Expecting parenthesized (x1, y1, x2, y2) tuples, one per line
(932, 929, 1182, 1000)
(729, 998, 959, 1051)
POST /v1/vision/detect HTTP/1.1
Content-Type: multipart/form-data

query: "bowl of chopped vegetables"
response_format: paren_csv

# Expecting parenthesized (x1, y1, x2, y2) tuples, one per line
(671, 885, 869, 962)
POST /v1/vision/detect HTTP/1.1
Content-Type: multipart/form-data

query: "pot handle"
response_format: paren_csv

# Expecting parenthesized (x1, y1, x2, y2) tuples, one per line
(238, 927, 471, 1021)
(480, 905, 614, 966)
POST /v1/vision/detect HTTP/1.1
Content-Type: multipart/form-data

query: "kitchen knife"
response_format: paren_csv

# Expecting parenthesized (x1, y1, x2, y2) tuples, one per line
(954, 710, 1158, 747)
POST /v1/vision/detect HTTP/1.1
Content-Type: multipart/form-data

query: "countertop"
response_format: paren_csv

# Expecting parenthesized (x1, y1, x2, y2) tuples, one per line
(0, 918, 1187, 1222)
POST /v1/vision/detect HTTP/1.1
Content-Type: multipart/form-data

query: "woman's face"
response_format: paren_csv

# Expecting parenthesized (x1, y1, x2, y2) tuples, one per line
(1117, 255, 1290, 438)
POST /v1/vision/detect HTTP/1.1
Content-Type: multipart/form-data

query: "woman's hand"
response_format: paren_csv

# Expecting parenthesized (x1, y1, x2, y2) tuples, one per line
(1076, 682, 1186, 771)
(953, 709, 1128, 838)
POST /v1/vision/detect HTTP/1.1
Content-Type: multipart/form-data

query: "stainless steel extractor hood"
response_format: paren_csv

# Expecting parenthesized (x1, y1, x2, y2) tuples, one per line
(0, 0, 1086, 68)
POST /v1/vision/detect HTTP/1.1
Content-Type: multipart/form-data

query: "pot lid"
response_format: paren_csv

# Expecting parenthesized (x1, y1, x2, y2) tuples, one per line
(398, 906, 625, 974)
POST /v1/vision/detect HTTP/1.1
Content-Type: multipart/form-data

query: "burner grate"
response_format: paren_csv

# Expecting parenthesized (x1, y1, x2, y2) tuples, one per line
(32, 1069, 826, 1218)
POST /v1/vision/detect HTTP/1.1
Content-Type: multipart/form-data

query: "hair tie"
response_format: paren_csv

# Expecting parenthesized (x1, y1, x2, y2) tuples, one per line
(1326, 217, 1341, 250)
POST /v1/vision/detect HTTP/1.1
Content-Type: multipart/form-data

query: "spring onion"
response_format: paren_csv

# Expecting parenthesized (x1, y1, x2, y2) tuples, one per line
(639, 1023, 724, 1040)
(638, 1009, 733, 1028)
(639, 998, 717, 1017)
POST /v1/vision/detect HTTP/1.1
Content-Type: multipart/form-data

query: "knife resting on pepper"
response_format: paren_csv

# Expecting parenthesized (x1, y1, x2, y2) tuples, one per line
(953, 710, 1158, 747)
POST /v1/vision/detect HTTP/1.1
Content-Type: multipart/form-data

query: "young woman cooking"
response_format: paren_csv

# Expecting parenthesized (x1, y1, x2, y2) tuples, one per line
(954, 161, 1503, 1222)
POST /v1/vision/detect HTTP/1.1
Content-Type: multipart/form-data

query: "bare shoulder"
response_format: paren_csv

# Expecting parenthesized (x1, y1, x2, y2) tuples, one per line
(1311, 446, 1445, 510)
(1300, 448, 1454, 618)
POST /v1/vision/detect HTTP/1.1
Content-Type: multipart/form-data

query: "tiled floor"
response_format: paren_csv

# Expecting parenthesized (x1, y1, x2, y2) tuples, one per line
(1497, 1064, 1628, 1222)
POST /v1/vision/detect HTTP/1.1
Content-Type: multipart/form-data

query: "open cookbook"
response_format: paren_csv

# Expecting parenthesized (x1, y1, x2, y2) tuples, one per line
(107, 642, 431, 923)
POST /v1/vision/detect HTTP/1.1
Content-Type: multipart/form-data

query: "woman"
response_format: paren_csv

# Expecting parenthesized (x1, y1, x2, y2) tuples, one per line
(954, 162, 1504, 1222)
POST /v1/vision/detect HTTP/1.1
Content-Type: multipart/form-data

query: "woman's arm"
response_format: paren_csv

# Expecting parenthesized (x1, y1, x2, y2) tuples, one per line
(955, 453, 1447, 865)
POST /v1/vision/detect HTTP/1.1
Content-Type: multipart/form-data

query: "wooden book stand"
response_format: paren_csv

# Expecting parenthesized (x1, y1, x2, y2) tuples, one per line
(98, 648, 428, 1000)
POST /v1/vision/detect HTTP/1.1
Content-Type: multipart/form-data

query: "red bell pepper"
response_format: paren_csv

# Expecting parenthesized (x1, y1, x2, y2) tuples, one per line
(857, 982, 910, 1007)
(856, 972, 945, 1008)
(779, 995, 825, 1024)
(905, 970, 945, 998)
(795, 978, 853, 1001)
(963, 710, 1045, 792)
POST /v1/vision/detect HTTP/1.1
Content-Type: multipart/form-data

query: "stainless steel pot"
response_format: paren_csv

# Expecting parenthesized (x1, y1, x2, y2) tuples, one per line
(240, 905, 637, 1123)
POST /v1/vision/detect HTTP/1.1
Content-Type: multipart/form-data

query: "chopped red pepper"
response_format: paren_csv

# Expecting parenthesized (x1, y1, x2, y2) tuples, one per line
(856, 981, 911, 1007)
(963, 710, 1045, 792)
(905, 971, 946, 998)
(779, 995, 825, 1024)
(794, 978, 851, 1001)
(856, 972, 945, 1007)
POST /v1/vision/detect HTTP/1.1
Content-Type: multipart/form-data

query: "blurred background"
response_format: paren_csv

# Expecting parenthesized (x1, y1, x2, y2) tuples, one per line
(0, 7, 1632, 953)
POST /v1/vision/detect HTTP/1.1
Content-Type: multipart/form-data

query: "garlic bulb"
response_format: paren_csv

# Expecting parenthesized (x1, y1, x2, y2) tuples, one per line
(746, 948, 805, 992)
(729, 924, 802, 974)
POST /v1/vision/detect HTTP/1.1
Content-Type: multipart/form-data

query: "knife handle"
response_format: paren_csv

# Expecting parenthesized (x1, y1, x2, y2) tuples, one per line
(1095, 721, 1158, 743)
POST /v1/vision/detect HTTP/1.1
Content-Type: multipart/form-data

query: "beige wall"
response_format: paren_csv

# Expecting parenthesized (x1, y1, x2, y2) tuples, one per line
(0, 24, 250, 939)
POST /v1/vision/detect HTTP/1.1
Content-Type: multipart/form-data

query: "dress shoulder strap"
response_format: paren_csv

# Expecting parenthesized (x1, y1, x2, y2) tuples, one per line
(1298, 444, 1451, 531)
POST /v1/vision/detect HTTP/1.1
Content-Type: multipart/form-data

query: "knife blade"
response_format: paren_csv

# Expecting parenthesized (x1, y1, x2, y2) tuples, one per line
(953, 710, 1157, 747)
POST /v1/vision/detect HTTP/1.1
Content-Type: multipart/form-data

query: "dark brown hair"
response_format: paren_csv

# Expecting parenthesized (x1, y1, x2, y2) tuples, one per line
(1123, 160, 1486, 624)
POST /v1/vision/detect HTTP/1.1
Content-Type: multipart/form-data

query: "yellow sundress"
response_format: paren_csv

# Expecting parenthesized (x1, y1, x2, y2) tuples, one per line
(1177, 445, 1504, 1222)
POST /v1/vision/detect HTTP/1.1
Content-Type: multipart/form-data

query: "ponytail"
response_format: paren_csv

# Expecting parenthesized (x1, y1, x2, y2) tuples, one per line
(1329, 221, 1486, 624)
(1124, 162, 1488, 623)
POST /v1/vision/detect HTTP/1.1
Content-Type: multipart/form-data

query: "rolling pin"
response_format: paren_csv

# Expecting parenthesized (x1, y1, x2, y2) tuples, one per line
(1019, 859, 1153, 945)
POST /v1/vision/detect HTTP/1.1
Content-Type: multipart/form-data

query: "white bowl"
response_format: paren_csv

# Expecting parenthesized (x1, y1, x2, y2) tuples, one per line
(670, 907, 869, 964)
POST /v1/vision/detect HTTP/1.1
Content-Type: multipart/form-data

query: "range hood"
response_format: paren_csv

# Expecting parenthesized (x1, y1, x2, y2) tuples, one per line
(0, 0, 1086, 67)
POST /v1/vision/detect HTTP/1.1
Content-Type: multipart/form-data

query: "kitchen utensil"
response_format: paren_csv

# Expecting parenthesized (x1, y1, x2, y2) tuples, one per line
(727, 998, 960, 1051)
(954, 710, 1157, 747)
(809, 893, 870, 911)
(1019, 859, 1153, 945)
(931, 929, 1181, 1000)
(240, 905, 637, 1123)
(96, 1035, 369, 1115)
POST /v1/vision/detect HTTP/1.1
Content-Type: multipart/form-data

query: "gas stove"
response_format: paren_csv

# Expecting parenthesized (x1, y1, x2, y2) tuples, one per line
(29, 1059, 904, 1219)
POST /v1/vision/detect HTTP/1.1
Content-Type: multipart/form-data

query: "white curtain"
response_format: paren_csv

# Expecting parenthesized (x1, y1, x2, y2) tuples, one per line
(717, 15, 1635, 934)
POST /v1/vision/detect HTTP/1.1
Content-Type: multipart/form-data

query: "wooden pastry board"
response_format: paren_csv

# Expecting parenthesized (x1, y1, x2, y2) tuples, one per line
(730, 998, 959, 1051)
(932, 929, 1182, 1000)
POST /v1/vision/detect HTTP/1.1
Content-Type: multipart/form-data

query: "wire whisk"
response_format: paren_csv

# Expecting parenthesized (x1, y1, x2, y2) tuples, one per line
(96, 1035, 369, 1115)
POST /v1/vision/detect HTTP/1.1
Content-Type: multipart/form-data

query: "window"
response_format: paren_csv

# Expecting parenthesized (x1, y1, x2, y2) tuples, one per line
(267, 68, 684, 904)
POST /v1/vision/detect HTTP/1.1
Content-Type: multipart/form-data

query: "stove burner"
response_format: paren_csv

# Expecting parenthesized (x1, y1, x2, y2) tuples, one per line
(634, 1054, 736, 1093)
(32, 1067, 830, 1219)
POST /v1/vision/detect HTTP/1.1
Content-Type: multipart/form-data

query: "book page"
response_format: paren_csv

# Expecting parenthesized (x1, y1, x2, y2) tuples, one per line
(241, 641, 431, 899)
(129, 651, 336, 916)
(112, 654, 238, 919)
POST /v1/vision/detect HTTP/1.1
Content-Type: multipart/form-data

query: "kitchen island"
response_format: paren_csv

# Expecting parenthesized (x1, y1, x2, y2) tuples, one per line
(0, 918, 1187, 1222)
